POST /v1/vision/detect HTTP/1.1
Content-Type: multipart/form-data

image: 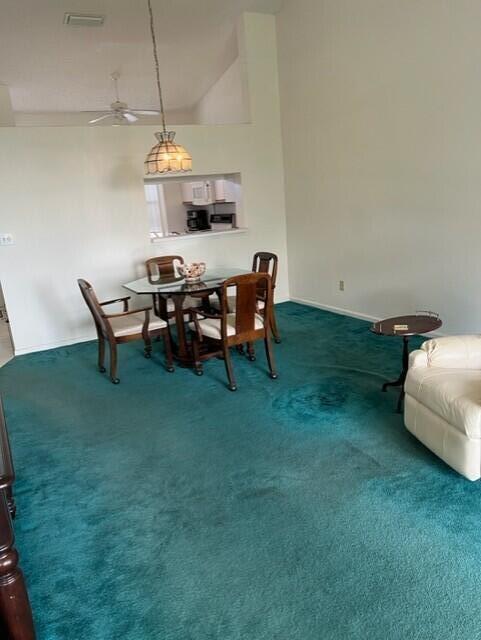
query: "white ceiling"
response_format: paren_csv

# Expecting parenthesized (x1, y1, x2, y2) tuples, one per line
(0, 0, 283, 113)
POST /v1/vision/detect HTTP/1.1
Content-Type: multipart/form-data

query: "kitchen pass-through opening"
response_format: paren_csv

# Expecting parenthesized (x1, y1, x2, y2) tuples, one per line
(144, 173, 244, 240)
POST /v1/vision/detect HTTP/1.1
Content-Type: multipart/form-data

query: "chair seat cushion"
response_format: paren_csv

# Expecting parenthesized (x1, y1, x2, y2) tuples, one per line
(405, 366, 481, 438)
(189, 313, 264, 340)
(110, 312, 167, 338)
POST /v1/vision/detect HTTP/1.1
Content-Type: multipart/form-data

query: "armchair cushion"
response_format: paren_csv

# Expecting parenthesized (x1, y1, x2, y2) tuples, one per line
(405, 365, 481, 439)
(110, 312, 167, 338)
(408, 349, 428, 369)
(421, 335, 481, 369)
(189, 313, 264, 340)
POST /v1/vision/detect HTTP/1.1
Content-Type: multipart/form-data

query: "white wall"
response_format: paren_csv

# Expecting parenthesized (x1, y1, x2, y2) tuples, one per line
(0, 13, 288, 355)
(195, 58, 250, 125)
(0, 85, 14, 126)
(277, 0, 481, 334)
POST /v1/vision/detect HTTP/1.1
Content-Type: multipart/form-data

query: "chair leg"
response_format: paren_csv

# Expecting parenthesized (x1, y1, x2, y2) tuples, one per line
(109, 341, 120, 384)
(246, 342, 256, 361)
(98, 336, 106, 373)
(270, 307, 281, 344)
(163, 330, 175, 373)
(192, 335, 203, 376)
(222, 344, 237, 391)
(264, 336, 278, 379)
(144, 334, 152, 359)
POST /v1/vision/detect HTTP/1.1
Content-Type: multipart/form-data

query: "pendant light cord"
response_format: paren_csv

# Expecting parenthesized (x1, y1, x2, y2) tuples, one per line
(148, 0, 167, 134)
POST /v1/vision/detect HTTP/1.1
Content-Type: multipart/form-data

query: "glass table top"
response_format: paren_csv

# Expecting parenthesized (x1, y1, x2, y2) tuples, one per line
(123, 268, 250, 295)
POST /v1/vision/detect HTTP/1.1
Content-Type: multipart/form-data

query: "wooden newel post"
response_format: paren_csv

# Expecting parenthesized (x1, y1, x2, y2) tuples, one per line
(0, 491, 35, 640)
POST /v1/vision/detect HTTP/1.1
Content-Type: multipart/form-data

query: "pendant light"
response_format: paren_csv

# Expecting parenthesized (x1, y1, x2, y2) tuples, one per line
(144, 0, 192, 175)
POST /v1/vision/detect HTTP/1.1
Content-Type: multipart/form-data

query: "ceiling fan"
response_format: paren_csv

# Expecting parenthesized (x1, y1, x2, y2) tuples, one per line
(86, 72, 160, 125)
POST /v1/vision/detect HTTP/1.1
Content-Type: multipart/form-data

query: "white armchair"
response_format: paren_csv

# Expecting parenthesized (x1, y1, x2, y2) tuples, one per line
(405, 335, 481, 480)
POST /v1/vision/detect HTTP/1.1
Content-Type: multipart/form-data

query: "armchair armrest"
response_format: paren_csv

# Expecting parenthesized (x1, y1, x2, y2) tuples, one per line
(409, 349, 428, 370)
(186, 307, 222, 320)
(100, 296, 130, 312)
(105, 306, 152, 319)
(421, 335, 481, 369)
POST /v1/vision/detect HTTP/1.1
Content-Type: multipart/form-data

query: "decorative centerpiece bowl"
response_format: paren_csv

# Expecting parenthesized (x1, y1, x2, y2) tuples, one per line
(177, 262, 206, 283)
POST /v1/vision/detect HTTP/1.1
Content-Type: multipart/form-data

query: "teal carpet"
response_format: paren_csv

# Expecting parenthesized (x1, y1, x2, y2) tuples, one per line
(1, 303, 481, 639)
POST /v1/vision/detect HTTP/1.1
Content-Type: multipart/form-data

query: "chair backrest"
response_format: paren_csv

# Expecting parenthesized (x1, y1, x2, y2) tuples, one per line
(146, 256, 184, 283)
(78, 279, 108, 335)
(252, 252, 278, 287)
(252, 252, 278, 303)
(220, 272, 272, 340)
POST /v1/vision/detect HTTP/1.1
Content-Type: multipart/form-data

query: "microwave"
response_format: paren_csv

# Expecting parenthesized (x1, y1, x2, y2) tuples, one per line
(210, 213, 236, 230)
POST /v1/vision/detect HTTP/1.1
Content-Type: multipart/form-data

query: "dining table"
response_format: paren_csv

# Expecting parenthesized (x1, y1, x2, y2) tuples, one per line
(123, 268, 250, 366)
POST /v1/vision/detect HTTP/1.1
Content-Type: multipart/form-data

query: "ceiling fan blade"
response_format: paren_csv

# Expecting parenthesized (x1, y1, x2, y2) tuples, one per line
(130, 109, 161, 116)
(122, 112, 139, 123)
(88, 113, 114, 124)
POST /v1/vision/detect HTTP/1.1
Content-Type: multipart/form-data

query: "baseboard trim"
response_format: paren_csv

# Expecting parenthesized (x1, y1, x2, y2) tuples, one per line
(14, 333, 95, 356)
(289, 297, 445, 338)
(289, 297, 380, 324)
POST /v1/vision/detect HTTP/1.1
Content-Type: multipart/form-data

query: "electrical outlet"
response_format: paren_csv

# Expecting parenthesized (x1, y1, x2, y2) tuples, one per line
(0, 234, 13, 246)
(339, 280, 345, 292)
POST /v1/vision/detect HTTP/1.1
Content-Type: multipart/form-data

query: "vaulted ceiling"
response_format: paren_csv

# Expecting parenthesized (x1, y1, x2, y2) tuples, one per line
(0, 0, 283, 113)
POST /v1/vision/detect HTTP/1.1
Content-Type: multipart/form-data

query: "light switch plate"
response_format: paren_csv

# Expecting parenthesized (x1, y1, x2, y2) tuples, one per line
(0, 234, 14, 246)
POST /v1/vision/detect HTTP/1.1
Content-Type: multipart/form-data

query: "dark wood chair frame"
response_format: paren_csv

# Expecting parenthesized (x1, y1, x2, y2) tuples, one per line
(145, 255, 185, 321)
(78, 279, 174, 384)
(252, 251, 281, 343)
(145, 257, 211, 351)
(0, 398, 36, 640)
(189, 272, 278, 391)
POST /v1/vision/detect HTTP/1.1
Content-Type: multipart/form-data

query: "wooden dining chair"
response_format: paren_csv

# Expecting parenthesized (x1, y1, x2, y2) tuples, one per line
(145, 255, 184, 319)
(189, 272, 278, 391)
(252, 252, 281, 343)
(210, 252, 281, 343)
(78, 279, 174, 384)
(145, 255, 204, 321)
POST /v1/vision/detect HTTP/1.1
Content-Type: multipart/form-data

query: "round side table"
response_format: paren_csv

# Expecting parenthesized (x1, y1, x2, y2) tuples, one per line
(371, 314, 442, 413)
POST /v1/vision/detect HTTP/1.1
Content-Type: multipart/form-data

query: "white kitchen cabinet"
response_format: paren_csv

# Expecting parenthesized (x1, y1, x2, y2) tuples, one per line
(214, 179, 237, 202)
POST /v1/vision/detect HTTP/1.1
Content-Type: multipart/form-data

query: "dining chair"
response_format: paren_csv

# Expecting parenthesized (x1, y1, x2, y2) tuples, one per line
(145, 255, 184, 319)
(252, 252, 281, 343)
(145, 255, 203, 321)
(189, 272, 278, 391)
(210, 251, 281, 343)
(78, 279, 173, 384)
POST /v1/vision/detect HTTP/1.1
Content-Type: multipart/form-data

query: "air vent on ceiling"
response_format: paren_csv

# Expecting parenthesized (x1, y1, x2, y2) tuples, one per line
(63, 13, 105, 27)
